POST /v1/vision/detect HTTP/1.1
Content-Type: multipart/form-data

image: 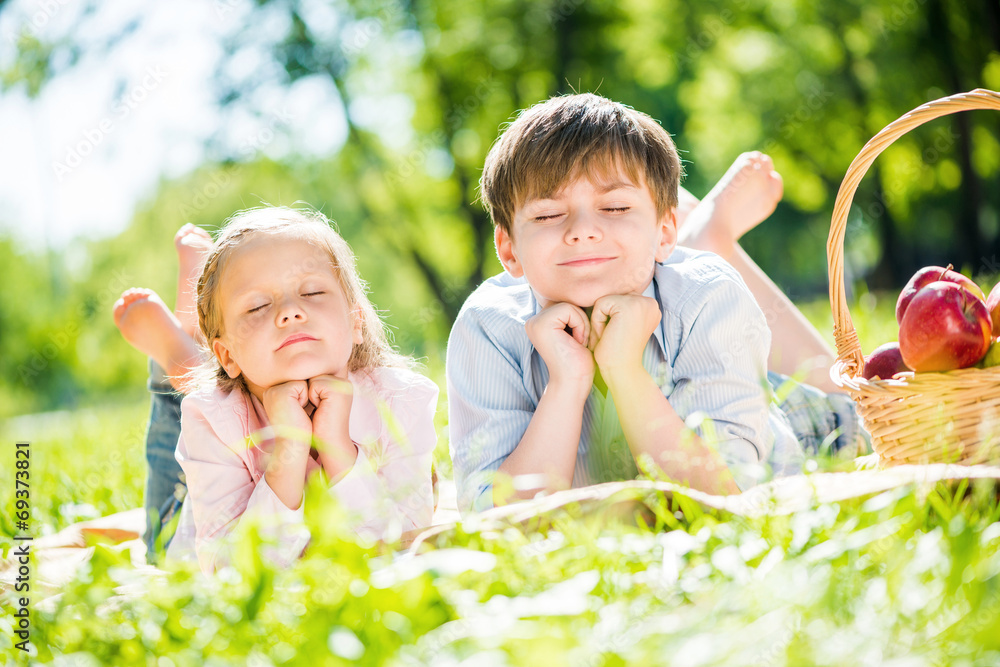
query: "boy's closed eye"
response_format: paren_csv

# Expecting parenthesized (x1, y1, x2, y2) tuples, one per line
(531, 206, 631, 221)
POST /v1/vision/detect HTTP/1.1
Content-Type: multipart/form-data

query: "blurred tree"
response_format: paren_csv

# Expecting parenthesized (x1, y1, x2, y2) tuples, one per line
(208, 0, 1000, 298)
(1, 0, 999, 413)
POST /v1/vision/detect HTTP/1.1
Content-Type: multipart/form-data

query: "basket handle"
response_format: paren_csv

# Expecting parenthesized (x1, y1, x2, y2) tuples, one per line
(827, 88, 1000, 375)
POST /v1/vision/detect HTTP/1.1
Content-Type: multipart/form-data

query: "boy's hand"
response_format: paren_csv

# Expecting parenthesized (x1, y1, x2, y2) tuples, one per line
(589, 294, 660, 376)
(526, 302, 595, 395)
(307, 374, 358, 482)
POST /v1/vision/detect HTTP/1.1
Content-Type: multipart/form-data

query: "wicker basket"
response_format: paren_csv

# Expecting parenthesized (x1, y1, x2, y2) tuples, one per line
(828, 88, 1000, 467)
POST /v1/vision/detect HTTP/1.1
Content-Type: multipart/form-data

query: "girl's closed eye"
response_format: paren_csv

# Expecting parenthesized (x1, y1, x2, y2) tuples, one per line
(247, 302, 269, 314)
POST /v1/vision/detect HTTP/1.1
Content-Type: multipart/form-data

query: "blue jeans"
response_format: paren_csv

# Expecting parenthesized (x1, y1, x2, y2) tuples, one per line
(142, 360, 186, 562)
(768, 371, 870, 455)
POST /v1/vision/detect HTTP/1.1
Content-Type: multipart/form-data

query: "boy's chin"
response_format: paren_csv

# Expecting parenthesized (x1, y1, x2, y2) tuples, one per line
(539, 286, 617, 309)
(537, 294, 600, 310)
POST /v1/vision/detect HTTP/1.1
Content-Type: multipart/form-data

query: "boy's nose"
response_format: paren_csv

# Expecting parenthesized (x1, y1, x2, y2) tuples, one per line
(565, 213, 602, 243)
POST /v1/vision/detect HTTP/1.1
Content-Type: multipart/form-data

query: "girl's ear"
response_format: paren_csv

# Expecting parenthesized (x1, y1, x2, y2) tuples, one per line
(351, 306, 364, 346)
(654, 209, 679, 263)
(212, 338, 242, 379)
(495, 226, 524, 278)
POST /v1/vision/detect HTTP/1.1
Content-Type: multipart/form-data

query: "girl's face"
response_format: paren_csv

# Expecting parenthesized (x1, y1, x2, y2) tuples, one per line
(211, 233, 363, 400)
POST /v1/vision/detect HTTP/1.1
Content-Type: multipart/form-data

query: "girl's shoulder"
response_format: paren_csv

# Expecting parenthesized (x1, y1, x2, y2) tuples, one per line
(180, 385, 256, 439)
(357, 366, 440, 404)
(182, 384, 247, 410)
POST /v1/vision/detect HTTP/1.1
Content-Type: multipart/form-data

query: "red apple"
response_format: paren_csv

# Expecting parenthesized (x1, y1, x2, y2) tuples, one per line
(862, 342, 912, 380)
(896, 264, 985, 325)
(986, 281, 1000, 338)
(898, 281, 992, 371)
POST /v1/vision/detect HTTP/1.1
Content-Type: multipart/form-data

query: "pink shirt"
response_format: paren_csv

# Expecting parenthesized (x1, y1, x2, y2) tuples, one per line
(166, 366, 438, 573)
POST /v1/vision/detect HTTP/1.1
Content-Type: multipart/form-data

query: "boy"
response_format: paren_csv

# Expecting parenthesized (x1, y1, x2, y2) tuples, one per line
(447, 93, 861, 513)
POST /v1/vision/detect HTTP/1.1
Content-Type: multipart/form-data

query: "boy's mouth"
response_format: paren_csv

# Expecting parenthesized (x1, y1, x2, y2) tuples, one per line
(559, 255, 615, 267)
(277, 333, 318, 350)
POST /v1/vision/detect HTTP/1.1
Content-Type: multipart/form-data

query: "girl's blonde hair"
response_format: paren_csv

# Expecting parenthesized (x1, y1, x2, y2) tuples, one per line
(196, 206, 410, 394)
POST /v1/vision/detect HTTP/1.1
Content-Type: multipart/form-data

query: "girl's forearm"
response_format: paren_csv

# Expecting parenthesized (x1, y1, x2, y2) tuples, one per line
(265, 438, 311, 510)
(318, 440, 358, 485)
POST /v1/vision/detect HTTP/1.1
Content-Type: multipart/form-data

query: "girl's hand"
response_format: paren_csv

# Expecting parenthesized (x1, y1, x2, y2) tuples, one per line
(261, 380, 313, 510)
(262, 380, 313, 444)
(307, 374, 358, 483)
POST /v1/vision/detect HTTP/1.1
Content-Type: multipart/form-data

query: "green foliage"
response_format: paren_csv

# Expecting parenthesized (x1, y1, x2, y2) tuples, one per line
(2, 0, 999, 414)
(0, 236, 81, 417)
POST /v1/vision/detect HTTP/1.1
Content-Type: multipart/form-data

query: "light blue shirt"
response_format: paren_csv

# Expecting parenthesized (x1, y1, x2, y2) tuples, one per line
(446, 247, 802, 513)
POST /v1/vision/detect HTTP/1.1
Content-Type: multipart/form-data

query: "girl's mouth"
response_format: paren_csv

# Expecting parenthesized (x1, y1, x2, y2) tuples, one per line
(277, 333, 318, 350)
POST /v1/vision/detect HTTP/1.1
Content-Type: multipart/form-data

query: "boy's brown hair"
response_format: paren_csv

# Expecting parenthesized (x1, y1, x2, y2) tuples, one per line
(479, 93, 683, 235)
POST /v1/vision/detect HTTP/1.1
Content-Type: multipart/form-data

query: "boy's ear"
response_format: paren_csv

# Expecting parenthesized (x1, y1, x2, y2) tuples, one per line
(212, 338, 242, 379)
(654, 209, 679, 263)
(494, 226, 524, 278)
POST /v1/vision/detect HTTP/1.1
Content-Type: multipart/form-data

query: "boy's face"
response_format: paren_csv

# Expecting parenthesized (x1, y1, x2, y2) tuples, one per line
(495, 171, 677, 309)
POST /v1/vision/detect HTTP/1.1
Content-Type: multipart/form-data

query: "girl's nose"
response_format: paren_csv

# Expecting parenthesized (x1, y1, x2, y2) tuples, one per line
(276, 296, 307, 324)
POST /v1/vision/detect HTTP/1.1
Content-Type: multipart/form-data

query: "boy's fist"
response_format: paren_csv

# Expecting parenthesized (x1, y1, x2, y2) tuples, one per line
(526, 302, 595, 392)
(589, 294, 660, 373)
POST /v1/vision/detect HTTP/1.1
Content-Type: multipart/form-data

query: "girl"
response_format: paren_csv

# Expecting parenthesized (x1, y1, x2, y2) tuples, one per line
(164, 207, 438, 573)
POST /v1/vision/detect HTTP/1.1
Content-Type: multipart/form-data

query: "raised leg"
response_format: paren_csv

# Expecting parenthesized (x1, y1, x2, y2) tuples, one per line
(173, 224, 213, 339)
(727, 246, 837, 392)
(113, 288, 203, 392)
(678, 152, 837, 392)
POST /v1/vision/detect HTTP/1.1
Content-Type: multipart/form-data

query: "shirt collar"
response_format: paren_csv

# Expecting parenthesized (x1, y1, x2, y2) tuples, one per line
(643, 275, 668, 357)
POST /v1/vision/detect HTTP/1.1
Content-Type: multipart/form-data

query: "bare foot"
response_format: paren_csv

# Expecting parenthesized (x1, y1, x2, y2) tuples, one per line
(113, 288, 203, 393)
(678, 151, 783, 259)
(174, 224, 213, 338)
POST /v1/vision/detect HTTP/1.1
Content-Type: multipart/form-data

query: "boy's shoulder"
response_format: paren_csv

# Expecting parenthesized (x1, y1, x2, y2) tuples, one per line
(656, 246, 754, 312)
(455, 271, 537, 329)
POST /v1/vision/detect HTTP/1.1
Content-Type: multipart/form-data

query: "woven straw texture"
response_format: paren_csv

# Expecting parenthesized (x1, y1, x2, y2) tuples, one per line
(828, 88, 1000, 467)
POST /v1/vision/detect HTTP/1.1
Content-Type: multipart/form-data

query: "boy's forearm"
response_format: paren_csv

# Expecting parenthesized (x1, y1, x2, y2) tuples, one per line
(494, 381, 587, 506)
(604, 365, 740, 496)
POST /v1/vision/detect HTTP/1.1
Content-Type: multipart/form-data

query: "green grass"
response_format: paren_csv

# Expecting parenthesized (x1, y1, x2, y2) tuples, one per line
(3, 294, 1000, 665)
(0, 400, 148, 538)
